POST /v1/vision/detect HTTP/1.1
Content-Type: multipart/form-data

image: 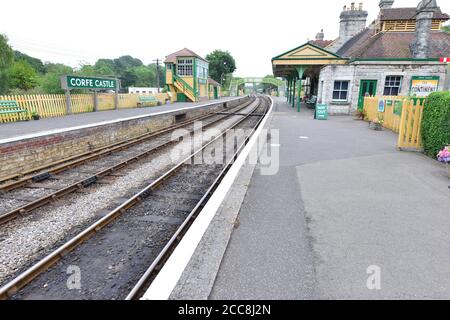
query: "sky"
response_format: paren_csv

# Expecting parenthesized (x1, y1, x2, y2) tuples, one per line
(1, 0, 449, 77)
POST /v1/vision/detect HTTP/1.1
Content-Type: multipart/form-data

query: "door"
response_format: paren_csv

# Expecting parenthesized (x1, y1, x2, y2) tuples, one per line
(214, 87, 218, 99)
(358, 80, 377, 110)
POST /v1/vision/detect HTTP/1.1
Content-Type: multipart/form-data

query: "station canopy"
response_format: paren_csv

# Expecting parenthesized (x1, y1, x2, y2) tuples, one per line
(272, 42, 347, 79)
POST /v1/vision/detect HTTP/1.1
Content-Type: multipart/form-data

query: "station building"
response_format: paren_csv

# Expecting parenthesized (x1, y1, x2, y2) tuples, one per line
(272, 0, 450, 114)
(164, 48, 221, 102)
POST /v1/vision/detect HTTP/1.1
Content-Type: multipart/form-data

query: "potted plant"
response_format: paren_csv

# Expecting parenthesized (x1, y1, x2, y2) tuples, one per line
(354, 109, 366, 120)
(31, 111, 40, 120)
(370, 115, 384, 131)
(437, 145, 450, 178)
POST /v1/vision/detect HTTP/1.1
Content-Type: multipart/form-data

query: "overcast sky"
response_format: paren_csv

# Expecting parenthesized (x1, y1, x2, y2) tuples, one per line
(1, 0, 449, 77)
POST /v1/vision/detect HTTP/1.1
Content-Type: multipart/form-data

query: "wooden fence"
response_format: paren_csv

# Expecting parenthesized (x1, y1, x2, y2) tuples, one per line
(364, 96, 425, 150)
(397, 98, 425, 150)
(0, 93, 171, 123)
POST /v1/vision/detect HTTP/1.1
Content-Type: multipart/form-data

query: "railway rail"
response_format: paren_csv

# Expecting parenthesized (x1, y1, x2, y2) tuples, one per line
(0, 98, 254, 226)
(0, 95, 271, 300)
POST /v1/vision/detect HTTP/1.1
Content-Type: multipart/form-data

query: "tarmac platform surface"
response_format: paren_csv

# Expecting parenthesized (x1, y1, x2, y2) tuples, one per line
(209, 97, 450, 300)
(0, 97, 236, 142)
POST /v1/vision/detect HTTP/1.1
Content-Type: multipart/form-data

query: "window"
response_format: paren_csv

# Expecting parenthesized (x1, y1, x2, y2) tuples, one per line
(332, 81, 349, 101)
(384, 76, 403, 96)
(177, 59, 193, 76)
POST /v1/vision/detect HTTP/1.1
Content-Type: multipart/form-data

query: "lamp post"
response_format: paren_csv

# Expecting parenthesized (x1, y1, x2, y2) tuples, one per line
(220, 61, 228, 86)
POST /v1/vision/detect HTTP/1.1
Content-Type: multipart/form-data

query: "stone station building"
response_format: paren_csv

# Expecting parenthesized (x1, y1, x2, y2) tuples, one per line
(272, 0, 450, 114)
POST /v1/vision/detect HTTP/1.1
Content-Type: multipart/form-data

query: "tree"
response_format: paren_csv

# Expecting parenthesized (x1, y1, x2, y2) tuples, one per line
(132, 65, 155, 87)
(113, 55, 143, 74)
(40, 63, 73, 94)
(94, 59, 116, 76)
(148, 63, 165, 87)
(8, 60, 39, 91)
(14, 51, 45, 73)
(78, 64, 97, 76)
(443, 24, 450, 34)
(205, 50, 236, 84)
(0, 34, 14, 94)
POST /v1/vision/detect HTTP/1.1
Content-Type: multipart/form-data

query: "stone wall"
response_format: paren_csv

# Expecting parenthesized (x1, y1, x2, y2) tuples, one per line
(318, 62, 447, 115)
(0, 97, 249, 179)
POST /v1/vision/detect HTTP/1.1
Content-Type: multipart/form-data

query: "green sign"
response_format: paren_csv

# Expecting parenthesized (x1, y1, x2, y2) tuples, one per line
(393, 100, 403, 116)
(386, 100, 393, 106)
(315, 104, 328, 120)
(63, 75, 118, 90)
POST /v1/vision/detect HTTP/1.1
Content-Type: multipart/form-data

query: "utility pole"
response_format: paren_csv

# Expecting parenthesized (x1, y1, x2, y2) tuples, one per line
(153, 58, 161, 93)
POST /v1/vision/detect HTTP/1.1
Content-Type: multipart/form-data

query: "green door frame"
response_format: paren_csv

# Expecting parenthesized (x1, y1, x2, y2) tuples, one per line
(358, 80, 378, 110)
(213, 86, 218, 99)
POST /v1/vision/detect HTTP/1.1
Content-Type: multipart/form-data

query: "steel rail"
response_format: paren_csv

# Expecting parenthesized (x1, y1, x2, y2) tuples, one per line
(0, 98, 253, 192)
(0, 97, 266, 300)
(0, 100, 255, 226)
(125, 96, 270, 300)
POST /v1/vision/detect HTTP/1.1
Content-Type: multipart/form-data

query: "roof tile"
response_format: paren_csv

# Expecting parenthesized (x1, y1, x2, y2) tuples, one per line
(164, 48, 206, 63)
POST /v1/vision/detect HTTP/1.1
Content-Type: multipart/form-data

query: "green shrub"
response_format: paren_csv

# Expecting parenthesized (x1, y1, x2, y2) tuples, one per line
(421, 92, 450, 158)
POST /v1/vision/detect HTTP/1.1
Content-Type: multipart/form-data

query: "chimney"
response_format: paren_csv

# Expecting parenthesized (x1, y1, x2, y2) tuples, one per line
(316, 29, 325, 41)
(328, 2, 368, 52)
(412, 0, 438, 58)
(379, 0, 394, 9)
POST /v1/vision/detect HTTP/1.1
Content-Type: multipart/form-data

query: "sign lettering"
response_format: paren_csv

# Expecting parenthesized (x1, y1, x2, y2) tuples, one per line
(410, 76, 439, 97)
(63, 75, 118, 90)
(315, 104, 328, 120)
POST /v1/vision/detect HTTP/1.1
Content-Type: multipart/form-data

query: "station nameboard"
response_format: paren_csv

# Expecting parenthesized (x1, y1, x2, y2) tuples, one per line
(62, 75, 119, 90)
(410, 76, 439, 97)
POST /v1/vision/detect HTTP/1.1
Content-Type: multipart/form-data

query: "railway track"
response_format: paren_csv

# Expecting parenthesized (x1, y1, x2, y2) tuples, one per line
(0, 98, 254, 226)
(0, 95, 271, 300)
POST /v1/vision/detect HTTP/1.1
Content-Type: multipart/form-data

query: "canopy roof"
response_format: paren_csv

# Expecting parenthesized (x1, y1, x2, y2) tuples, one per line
(272, 42, 347, 78)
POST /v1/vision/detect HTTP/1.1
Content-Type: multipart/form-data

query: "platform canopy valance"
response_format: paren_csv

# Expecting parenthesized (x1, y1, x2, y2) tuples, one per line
(272, 42, 347, 79)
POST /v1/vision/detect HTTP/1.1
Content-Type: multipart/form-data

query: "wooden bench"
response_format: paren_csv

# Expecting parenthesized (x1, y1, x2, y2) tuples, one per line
(0, 100, 30, 122)
(137, 96, 161, 107)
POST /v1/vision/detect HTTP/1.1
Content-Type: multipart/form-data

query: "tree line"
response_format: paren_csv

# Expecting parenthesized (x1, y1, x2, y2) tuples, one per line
(0, 34, 164, 95)
(0, 34, 238, 95)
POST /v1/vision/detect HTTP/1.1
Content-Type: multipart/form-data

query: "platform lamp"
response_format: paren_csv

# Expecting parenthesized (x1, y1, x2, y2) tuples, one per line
(220, 61, 228, 86)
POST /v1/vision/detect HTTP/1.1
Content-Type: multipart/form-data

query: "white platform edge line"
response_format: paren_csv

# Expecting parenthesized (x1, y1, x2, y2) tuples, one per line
(0, 98, 239, 145)
(141, 96, 274, 300)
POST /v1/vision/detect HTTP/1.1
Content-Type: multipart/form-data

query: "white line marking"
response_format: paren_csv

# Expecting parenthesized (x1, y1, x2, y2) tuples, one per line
(141, 96, 274, 300)
(299, 136, 309, 139)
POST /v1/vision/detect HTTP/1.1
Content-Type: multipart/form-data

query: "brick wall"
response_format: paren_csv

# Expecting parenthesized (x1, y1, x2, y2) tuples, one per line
(0, 97, 249, 179)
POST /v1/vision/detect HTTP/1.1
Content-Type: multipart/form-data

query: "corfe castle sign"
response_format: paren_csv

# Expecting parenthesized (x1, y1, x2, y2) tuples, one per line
(62, 75, 119, 90)
(60, 75, 120, 114)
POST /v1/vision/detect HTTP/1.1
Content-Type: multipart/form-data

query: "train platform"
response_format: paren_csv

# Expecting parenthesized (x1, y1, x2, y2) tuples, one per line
(162, 96, 450, 300)
(0, 97, 237, 143)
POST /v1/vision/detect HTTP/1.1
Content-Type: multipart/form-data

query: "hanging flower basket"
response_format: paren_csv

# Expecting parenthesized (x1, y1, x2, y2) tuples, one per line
(437, 146, 450, 178)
